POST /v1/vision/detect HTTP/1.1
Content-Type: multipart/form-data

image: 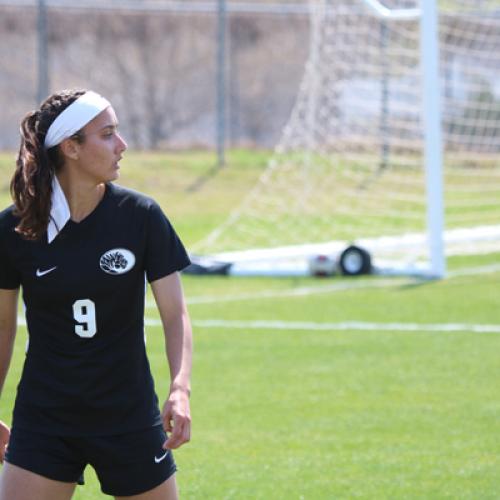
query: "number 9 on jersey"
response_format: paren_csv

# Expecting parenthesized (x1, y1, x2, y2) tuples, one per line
(72, 299, 97, 338)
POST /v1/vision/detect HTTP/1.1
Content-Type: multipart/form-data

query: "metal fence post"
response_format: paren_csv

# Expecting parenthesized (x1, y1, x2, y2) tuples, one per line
(37, 0, 49, 105)
(216, 0, 226, 167)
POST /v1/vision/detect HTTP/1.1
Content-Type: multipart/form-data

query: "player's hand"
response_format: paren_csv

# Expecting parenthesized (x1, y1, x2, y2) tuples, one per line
(161, 388, 191, 450)
(0, 420, 10, 463)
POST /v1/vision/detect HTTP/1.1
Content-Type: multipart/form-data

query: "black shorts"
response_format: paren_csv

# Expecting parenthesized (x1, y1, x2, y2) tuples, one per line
(5, 425, 177, 497)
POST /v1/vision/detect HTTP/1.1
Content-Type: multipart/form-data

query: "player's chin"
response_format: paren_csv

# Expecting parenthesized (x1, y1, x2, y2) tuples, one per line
(109, 167, 120, 181)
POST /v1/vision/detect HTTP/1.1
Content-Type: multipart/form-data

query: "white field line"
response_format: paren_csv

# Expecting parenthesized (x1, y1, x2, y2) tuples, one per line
(143, 262, 500, 308)
(447, 263, 500, 278)
(145, 318, 500, 334)
(16, 316, 499, 334)
(185, 277, 410, 305)
(146, 277, 413, 308)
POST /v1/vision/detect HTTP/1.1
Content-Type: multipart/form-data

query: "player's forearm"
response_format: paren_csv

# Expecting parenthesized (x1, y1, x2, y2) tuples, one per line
(0, 289, 19, 397)
(0, 327, 16, 397)
(164, 307, 192, 396)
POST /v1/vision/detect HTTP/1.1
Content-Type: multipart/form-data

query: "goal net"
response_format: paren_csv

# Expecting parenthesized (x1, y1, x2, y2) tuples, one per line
(194, 0, 500, 277)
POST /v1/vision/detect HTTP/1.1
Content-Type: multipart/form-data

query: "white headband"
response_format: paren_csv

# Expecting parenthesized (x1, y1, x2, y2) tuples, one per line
(44, 91, 111, 149)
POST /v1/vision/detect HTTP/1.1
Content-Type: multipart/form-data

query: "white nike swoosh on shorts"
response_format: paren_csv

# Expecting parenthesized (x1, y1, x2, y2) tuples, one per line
(154, 451, 168, 464)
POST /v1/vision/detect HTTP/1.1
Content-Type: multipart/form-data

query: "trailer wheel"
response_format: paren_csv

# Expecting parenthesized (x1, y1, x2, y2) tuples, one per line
(338, 245, 372, 276)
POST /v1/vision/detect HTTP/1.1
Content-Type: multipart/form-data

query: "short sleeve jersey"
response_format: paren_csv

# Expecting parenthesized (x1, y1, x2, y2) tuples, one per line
(0, 183, 191, 436)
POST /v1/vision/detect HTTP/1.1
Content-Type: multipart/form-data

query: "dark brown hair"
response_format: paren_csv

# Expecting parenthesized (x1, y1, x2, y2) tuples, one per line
(10, 89, 87, 240)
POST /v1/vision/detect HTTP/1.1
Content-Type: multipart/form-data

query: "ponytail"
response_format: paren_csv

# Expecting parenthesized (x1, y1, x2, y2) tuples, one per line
(11, 110, 54, 240)
(10, 89, 86, 240)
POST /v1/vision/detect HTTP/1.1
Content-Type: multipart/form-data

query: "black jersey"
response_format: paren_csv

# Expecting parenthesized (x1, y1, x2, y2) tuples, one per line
(0, 183, 190, 436)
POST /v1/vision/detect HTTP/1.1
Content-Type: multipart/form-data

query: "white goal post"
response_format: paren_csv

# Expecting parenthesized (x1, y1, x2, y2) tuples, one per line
(419, 0, 445, 278)
(191, 0, 500, 278)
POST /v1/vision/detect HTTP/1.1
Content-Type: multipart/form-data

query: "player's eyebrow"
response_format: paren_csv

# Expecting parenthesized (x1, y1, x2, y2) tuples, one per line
(100, 123, 119, 131)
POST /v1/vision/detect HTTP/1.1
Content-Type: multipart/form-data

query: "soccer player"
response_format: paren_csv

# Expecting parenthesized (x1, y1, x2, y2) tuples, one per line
(0, 89, 192, 499)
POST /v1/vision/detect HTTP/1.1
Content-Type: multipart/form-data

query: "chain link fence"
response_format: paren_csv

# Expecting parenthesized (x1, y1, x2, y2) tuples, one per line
(0, 1, 310, 150)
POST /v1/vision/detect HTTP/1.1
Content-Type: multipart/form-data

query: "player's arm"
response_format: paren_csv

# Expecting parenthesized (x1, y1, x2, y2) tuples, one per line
(0, 287, 19, 462)
(150, 272, 192, 450)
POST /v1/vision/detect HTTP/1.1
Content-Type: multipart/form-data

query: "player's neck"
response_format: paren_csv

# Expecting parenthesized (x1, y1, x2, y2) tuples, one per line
(56, 173, 106, 223)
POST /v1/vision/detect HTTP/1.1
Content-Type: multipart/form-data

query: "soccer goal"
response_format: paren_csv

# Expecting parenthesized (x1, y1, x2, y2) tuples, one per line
(192, 0, 500, 278)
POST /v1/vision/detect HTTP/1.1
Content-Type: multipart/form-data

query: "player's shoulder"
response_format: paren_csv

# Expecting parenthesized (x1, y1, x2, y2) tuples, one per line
(0, 206, 20, 253)
(0, 205, 18, 232)
(107, 183, 158, 212)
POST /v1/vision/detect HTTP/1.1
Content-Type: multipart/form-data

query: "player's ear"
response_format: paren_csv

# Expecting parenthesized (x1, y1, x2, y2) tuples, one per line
(59, 137, 80, 161)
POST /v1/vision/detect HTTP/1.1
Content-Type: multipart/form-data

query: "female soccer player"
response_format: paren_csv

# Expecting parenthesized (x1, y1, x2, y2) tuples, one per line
(0, 89, 192, 499)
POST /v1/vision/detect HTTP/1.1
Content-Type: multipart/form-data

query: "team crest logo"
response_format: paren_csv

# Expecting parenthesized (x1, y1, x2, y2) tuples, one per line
(100, 248, 135, 275)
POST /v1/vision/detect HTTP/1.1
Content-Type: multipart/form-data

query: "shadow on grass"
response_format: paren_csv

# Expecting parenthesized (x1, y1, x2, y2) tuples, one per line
(398, 278, 439, 291)
(186, 164, 225, 193)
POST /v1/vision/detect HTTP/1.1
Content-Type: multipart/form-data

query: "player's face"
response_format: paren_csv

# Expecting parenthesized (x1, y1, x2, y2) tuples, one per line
(75, 106, 127, 184)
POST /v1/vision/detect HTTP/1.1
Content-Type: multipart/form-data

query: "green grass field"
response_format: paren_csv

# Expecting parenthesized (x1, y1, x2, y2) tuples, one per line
(0, 151, 499, 499)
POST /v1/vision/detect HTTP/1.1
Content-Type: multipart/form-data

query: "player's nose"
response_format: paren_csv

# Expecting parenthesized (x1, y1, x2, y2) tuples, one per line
(116, 132, 127, 153)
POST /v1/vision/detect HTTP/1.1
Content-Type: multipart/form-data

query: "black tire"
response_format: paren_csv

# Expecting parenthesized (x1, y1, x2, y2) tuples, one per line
(338, 245, 372, 276)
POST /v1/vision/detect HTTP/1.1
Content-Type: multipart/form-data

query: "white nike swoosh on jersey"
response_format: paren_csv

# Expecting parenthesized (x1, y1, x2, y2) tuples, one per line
(154, 451, 169, 464)
(36, 266, 58, 277)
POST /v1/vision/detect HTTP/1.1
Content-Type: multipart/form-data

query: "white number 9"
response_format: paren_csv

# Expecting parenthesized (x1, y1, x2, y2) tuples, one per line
(72, 299, 97, 338)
